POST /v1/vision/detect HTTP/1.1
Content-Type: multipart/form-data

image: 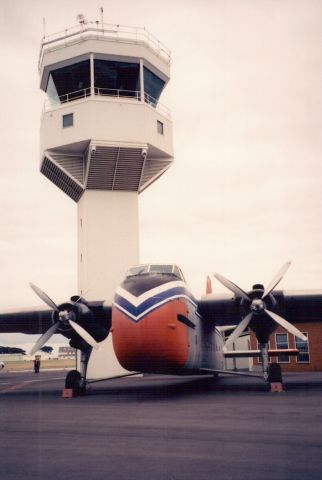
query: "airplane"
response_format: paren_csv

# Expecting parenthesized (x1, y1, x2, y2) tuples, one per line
(0, 261, 321, 394)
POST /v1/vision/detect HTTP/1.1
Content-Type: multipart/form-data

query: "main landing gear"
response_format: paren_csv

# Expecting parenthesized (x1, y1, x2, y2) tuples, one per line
(63, 348, 91, 397)
(268, 362, 283, 392)
(259, 342, 284, 392)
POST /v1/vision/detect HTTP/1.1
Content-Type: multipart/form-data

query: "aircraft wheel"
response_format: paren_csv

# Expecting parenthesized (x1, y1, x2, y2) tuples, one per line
(268, 363, 282, 383)
(65, 370, 83, 391)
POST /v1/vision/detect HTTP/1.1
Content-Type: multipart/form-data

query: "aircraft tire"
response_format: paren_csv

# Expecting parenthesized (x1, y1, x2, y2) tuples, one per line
(65, 370, 82, 390)
(268, 363, 282, 383)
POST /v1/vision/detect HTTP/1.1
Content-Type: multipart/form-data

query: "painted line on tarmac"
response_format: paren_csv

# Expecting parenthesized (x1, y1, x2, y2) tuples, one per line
(0, 376, 65, 394)
(0, 380, 41, 393)
(6, 368, 72, 373)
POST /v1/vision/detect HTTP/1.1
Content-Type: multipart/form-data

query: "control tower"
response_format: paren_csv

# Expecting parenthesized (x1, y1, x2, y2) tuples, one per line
(39, 20, 173, 303)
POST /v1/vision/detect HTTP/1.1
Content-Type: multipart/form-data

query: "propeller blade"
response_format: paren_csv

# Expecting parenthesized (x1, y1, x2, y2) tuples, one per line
(262, 261, 291, 299)
(264, 309, 307, 342)
(29, 283, 59, 312)
(68, 320, 100, 350)
(29, 322, 60, 356)
(214, 273, 250, 301)
(224, 312, 253, 350)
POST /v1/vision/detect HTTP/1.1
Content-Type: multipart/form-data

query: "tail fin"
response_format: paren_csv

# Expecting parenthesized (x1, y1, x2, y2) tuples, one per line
(206, 275, 212, 294)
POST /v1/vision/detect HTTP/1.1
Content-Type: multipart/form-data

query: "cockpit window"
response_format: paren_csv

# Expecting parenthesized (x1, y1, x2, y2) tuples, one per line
(173, 265, 183, 279)
(126, 264, 184, 280)
(127, 265, 149, 276)
(149, 264, 173, 274)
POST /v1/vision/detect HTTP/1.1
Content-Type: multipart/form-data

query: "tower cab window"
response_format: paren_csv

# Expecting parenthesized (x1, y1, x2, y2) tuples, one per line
(46, 60, 90, 104)
(143, 67, 165, 106)
(94, 59, 140, 97)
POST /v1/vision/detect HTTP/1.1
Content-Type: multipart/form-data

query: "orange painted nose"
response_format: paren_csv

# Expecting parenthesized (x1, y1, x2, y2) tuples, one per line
(112, 299, 189, 373)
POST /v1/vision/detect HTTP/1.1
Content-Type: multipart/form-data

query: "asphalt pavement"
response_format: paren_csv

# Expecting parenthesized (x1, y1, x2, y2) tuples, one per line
(1, 370, 322, 480)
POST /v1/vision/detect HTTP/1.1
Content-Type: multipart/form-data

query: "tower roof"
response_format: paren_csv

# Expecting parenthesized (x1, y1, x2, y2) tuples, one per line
(39, 22, 171, 88)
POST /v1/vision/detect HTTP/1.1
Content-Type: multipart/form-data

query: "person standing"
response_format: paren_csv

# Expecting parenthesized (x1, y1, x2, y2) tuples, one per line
(33, 356, 41, 373)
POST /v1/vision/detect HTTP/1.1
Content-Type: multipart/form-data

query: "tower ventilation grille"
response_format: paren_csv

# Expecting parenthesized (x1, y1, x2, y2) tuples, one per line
(51, 152, 84, 184)
(41, 144, 173, 202)
(41, 156, 84, 202)
(140, 158, 172, 190)
(87, 147, 144, 191)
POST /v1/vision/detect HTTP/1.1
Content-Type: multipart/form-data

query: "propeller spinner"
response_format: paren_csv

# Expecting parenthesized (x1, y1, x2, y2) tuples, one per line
(29, 283, 100, 356)
(214, 262, 307, 349)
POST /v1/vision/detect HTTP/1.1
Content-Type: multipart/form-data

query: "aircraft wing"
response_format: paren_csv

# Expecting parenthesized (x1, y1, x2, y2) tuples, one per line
(197, 292, 241, 325)
(197, 289, 322, 325)
(0, 306, 53, 334)
(0, 301, 112, 336)
(282, 290, 322, 323)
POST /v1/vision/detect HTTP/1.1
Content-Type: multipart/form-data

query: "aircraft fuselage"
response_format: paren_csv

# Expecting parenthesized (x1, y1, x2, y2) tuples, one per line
(112, 269, 225, 374)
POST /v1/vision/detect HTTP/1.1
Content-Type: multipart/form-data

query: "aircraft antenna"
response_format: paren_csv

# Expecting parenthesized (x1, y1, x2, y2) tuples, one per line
(42, 17, 46, 39)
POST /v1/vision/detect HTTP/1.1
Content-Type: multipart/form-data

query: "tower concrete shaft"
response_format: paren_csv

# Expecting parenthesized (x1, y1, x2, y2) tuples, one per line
(78, 190, 139, 302)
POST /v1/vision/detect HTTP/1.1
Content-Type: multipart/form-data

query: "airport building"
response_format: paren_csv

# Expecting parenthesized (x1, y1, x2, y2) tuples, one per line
(39, 20, 173, 303)
(250, 324, 321, 372)
(58, 346, 76, 359)
(38, 19, 173, 379)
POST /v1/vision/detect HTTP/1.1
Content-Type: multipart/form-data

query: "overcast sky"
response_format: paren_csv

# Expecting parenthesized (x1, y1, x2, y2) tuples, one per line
(1, 0, 322, 345)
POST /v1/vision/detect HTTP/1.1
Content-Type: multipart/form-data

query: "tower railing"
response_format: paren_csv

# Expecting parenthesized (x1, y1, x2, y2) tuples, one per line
(43, 88, 171, 119)
(39, 22, 171, 70)
(94, 87, 141, 99)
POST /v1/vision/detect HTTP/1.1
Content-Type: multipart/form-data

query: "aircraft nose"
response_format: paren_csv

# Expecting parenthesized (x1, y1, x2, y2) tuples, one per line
(111, 299, 190, 373)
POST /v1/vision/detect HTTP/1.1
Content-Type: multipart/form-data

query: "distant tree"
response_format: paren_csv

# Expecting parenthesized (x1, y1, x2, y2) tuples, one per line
(0, 346, 26, 355)
(40, 346, 53, 354)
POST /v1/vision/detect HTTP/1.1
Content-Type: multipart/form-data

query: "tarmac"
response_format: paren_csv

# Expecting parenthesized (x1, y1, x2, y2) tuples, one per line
(1, 370, 322, 480)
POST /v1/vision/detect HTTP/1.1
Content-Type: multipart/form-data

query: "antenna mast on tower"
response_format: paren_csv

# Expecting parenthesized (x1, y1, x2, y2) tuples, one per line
(100, 7, 104, 28)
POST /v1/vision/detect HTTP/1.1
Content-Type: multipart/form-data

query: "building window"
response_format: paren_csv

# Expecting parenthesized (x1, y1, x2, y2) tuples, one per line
(276, 333, 290, 363)
(296, 333, 310, 363)
(157, 120, 164, 135)
(63, 113, 73, 128)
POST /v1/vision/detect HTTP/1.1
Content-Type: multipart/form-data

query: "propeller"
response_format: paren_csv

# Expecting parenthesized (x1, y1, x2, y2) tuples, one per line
(30, 283, 60, 312)
(224, 312, 253, 350)
(262, 261, 291, 299)
(29, 323, 60, 357)
(264, 309, 307, 341)
(29, 283, 100, 356)
(214, 262, 307, 348)
(213, 273, 250, 301)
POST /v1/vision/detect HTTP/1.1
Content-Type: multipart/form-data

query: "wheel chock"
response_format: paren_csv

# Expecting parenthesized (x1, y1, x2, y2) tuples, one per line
(270, 382, 284, 393)
(62, 388, 76, 398)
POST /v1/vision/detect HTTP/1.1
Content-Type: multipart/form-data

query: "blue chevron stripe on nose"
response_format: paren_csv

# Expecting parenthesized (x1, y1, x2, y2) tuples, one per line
(114, 286, 197, 322)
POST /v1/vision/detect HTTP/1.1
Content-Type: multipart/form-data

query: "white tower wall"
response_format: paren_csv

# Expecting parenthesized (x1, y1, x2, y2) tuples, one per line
(78, 190, 139, 302)
(41, 98, 172, 158)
